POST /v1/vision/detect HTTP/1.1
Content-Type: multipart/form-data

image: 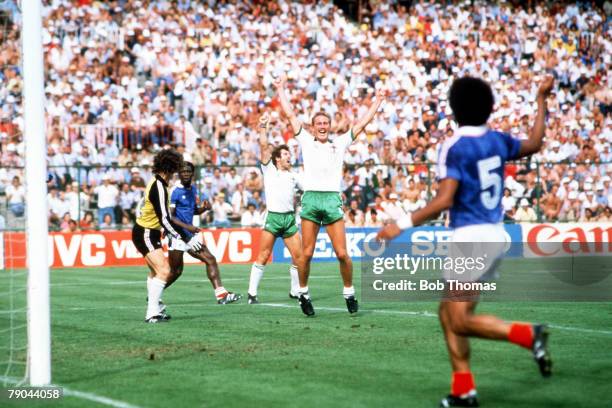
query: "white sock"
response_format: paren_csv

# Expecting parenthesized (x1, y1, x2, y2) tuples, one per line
(147, 276, 152, 293)
(214, 286, 228, 299)
(298, 286, 310, 299)
(289, 265, 299, 295)
(146, 277, 166, 319)
(248, 263, 265, 296)
(343, 286, 355, 299)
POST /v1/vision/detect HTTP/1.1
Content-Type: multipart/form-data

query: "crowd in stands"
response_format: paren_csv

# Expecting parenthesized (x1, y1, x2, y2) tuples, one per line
(0, 0, 610, 231)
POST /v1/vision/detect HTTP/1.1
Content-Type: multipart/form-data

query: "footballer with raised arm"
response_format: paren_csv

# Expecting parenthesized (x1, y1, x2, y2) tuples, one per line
(165, 161, 241, 304)
(274, 76, 385, 316)
(246, 112, 302, 304)
(132, 149, 197, 323)
(377, 76, 555, 407)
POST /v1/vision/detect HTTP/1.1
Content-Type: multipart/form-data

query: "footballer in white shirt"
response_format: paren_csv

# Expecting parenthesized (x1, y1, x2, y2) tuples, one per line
(275, 76, 385, 316)
(246, 113, 303, 305)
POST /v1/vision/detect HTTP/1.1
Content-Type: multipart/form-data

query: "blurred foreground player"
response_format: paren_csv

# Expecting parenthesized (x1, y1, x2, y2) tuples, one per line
(132, 149, 197, 323)
(166, 161, 241, 304)
(378, 76, 555, 407)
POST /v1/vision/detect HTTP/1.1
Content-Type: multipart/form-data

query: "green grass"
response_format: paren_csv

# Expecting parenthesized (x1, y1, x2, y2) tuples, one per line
(1, 262, 612, 407)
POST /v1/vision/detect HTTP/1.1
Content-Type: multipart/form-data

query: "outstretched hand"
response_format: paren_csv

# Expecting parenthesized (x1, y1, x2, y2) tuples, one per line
(273, 76, 286, 90)
(537, 75, 554, 98)
(259, 112, 270, 127)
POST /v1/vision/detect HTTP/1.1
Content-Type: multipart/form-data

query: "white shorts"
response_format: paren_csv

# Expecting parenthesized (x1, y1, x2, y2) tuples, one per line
(443, 223, 507, 283)
(168, 237, 189, 252)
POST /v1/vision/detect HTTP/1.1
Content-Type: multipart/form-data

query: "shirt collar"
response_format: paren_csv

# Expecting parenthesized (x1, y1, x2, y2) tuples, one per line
(454, 125, 488, 138)
(155, 174, 168, 187)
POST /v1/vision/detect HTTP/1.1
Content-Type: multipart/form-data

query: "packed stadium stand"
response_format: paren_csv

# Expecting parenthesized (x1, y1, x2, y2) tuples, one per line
(0, 0, 610, 231)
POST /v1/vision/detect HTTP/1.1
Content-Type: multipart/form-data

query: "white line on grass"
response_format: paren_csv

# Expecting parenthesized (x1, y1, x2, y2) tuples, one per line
(258, 303, 612, 336)
(49, 275, 337, 288)
(58, 302, 612, 336)
(0, 376, 144, 408)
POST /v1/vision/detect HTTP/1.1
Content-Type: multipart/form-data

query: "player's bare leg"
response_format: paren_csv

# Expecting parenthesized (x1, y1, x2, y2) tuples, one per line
(297, 219, 319, 316)
(144, 249, 171, 322)
(326, 219, 353, 286)
(439, 289, 552, 407)
(439, 300, 478, 407)
(166, 250, 184, 288)
(283, 232, 303, 298)
(299, 219, 320, 287)
(326, 219, 358, 314)
(189, 246, 241, 304)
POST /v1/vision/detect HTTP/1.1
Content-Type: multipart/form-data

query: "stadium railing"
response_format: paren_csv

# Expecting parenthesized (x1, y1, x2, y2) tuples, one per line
(0, 160, 609, 232)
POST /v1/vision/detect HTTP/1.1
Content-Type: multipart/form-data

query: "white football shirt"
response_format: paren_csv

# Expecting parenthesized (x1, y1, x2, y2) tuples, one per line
(261, 161, 298, 213)
(296, 128, 353, 192)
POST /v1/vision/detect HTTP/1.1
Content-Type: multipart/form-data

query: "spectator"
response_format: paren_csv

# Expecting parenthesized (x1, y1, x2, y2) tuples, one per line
(240, 203, 264, 228)
(79, 211, 95, 231)
(514, 199, 538, 223)
(345, 209, 363, 227)
(364, 207, 383, 227)
(99, 213, 115, 230)
(5, 175, 25, 218)
(94, 175, 119, 224)
(541, 185, 562, 221)
(501, 188, 517, 220)
(211, 193, 233, 228)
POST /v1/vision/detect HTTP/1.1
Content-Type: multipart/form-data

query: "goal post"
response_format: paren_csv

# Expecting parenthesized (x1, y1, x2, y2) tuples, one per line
(22, 0, 51, 386)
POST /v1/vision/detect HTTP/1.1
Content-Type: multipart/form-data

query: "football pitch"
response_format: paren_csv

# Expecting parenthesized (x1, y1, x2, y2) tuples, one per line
(1, 261, 612, 408)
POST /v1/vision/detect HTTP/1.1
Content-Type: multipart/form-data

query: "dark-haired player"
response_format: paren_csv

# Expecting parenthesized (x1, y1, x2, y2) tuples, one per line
(132, 149, 197, 323)
(275, 76, 385, 316)
(166, 161, 241, 304)
(378, 76, 555, 407)
(247, 113, 302, 304)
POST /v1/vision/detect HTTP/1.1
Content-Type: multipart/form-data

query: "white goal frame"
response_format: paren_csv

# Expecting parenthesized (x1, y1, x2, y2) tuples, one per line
(22, 0, 51, 386)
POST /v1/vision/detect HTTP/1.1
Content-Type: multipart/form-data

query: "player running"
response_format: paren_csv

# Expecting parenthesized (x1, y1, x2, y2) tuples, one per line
(275, 76, 385, 316)
(166, 161, 241, 304)
(132, 149, 198, 323)
(247, 113, 302, 304)
(377, 76, 555, 407)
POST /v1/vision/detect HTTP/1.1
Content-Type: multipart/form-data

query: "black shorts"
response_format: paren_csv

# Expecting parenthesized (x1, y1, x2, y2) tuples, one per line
(132, 224, 162, 257)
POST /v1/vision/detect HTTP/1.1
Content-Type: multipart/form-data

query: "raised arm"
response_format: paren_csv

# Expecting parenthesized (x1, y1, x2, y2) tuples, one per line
(258, 112, 271, 164)
(273, 76, 301, 133)
(352, 88, 386, 138)
(517, 75, 554, 158)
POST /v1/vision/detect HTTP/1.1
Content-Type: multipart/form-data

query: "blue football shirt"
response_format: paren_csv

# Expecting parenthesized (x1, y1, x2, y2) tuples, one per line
(438, 126, 522, 228)
(170, 183, 198, 239)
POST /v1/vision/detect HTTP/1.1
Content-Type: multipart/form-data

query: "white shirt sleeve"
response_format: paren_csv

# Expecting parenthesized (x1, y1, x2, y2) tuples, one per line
(295, 127, 312, 147)
(334, 129, 354, 151)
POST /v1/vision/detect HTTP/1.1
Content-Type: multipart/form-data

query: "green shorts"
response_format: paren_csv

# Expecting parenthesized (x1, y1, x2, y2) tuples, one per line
(264, 212, 298, 238)
(300, 191, 344, 226)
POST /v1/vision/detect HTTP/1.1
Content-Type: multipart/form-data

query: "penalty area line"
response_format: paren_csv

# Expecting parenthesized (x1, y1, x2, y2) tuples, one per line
(0, 376, 144, 408)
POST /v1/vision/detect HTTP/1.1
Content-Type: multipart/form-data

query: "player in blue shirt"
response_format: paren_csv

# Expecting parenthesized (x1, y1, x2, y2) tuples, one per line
(378, 76, 554, 407)
(166, 161, 241, 304)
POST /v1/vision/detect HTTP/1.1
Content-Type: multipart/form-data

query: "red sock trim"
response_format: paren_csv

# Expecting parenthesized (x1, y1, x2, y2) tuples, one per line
(508, 323, 533, 349)
(451, 372, 476, 396)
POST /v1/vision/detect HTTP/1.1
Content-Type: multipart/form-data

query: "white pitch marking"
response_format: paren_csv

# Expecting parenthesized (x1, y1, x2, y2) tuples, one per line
(0, 376, 144, 408)
(257, 303, 612, 335)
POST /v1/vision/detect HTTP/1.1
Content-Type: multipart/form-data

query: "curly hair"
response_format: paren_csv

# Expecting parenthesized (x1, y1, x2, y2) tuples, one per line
(152, 148, 183, 175)
(449, 76, 494, 127)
